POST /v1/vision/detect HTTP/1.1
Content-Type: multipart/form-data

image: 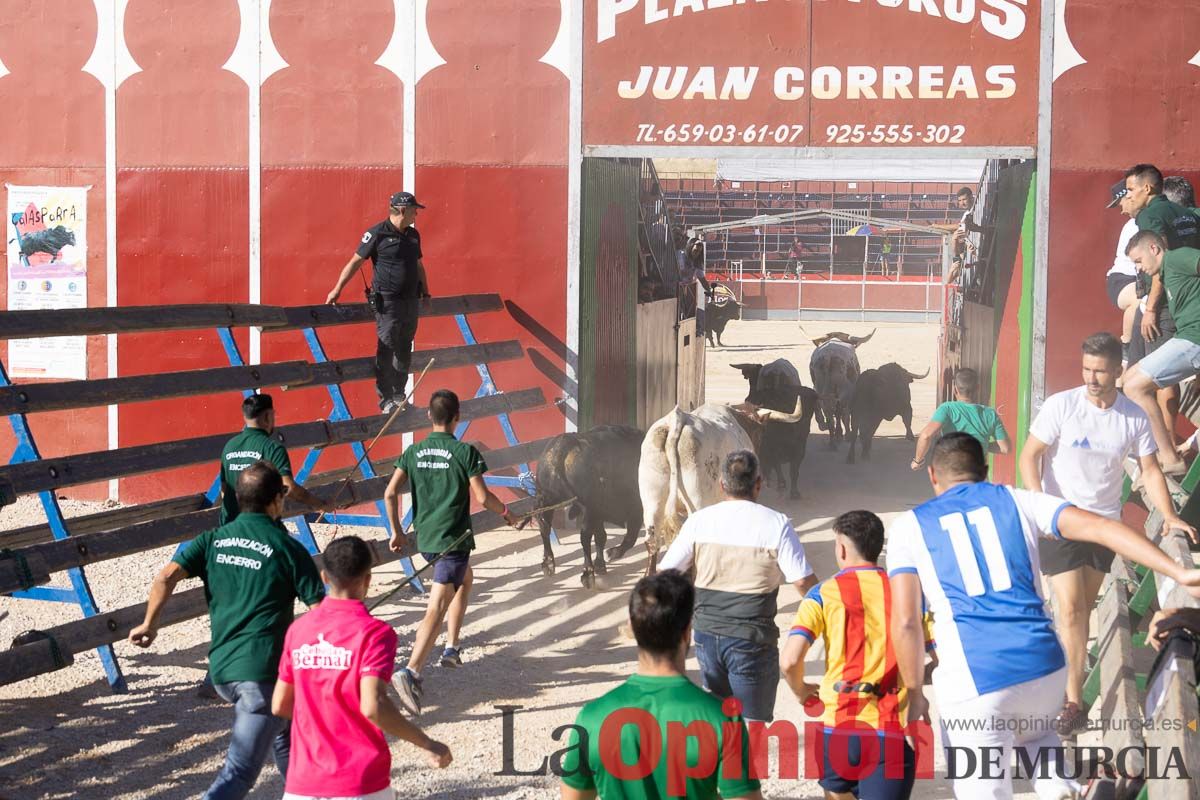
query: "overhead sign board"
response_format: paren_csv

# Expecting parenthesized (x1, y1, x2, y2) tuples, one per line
(583, 0, 1041, 150)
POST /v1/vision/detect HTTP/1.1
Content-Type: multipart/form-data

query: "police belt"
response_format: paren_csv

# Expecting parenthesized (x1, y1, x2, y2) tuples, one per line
(832, 680, 900, 698)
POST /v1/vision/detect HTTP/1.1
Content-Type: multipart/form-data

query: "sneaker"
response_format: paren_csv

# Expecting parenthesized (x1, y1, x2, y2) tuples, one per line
(440, 647, 462, 668)
(381, 398, 408, 416)
(1054, 701, 1087, 737)
(392, 667, 423, 716)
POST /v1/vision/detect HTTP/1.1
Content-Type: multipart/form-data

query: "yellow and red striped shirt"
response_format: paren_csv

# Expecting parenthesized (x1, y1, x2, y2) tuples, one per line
(790, 565, 934, 731)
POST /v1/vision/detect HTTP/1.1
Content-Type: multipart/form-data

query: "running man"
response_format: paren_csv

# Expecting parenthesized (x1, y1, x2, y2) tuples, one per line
(781, 510, 934, 800)
(912, 367, 1008, 471)
(1020, 332, 1194, 735)
(384, 389, 515, 715)
(272, 536, 451, 800)
(890, 433, 1200, 799)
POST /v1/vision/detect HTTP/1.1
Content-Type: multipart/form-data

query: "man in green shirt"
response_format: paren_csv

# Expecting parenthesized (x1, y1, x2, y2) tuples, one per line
(219, 393, 330, 524)
(1124, 230, 1200, 474)
(911, 368, 1009, 470)
(385, 389, 515, 715)
(559, 570, 762, 800)
(130, 461, 325, 799)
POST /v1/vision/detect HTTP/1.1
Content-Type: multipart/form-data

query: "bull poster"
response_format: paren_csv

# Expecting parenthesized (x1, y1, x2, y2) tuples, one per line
(584, 0, 1040, 149)
(6, 184, 88, 379)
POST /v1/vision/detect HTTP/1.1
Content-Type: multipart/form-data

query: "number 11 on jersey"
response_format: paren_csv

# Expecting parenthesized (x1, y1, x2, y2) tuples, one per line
(939, 507, 1013, 596)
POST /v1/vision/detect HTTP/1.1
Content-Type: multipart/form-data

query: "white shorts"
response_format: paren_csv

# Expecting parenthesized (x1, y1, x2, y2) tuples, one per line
(938, 667, 1079, 800)
(283, 789, 394, 800)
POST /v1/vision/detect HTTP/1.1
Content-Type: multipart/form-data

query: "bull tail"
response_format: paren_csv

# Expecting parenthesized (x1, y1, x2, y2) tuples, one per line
(662, 406, 692, 546)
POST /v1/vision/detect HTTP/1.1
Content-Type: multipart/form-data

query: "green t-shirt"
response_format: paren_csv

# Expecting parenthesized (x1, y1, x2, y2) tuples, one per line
(1136, 195, 1200, 250)
(560, 674, 760, 799)
(173, 512, 324, 683)
(931, 401, 1008, 449)
(1162, 248, 1200, 345)
(396, 431, 487, 553)
(219, 427, 292, 524)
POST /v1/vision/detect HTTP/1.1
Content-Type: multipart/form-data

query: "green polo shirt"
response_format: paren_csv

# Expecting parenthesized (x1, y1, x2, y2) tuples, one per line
(1136, 195, 1200, 250)
(560, 674, 760, 799)
(173, 512, 323, 684)
(219, 427, 292, 524)
(396, 431, 487, 553)
(931, 401, 1008, 449)
(1162, 248, 1200, 345)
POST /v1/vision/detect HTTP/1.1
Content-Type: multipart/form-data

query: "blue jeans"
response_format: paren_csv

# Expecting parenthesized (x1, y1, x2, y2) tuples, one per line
(693, 630, 780, 722)
(204, 681, 290, 800)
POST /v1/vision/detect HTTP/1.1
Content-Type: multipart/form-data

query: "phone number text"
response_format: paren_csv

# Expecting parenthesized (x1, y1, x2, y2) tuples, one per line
(825, 123, 966, 144)
(635, 123, 805, 144)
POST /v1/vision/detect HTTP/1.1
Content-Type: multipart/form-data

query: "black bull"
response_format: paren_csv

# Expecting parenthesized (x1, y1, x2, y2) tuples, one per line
(705, 291, 741, 347)
(732, 361, 819, 498)
(847, 362, 928, 464)
(531, 425, 643, 588)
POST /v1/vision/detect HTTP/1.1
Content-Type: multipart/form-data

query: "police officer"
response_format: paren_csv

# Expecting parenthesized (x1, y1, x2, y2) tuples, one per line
(326, 192, 430, 414)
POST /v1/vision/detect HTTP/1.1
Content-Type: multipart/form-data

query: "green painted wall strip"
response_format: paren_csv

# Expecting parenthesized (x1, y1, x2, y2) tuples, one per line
(1014, 170, 1038, 486)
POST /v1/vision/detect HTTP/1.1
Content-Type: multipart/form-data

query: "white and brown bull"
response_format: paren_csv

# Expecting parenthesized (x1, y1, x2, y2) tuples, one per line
(637, 399, 806, 571)
(807, 329, 874, 448)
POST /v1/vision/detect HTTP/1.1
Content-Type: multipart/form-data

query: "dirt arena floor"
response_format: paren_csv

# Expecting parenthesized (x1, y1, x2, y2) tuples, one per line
(0, 319, 1043, 799)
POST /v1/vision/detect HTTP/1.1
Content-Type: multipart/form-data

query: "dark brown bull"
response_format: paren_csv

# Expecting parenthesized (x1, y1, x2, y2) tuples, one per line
(731, 359, 818, 498)
(531, 425, 644, 588)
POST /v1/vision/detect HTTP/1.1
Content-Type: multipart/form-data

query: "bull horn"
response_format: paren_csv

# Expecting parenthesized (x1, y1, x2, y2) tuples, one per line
(758, 394, 806, 423)
(849, 328, 876, 347)
(906, 366, 931, 380)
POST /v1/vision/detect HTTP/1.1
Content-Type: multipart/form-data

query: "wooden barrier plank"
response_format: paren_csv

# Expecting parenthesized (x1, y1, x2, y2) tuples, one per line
(1094, 569, 1147, 791)
(276, 294, 504, 332)
(0, 340, 525, 416)
(1145, 643, 1200, 800)
(0, 304, 288, 340)
(0, 361, 313, 416)
(0, 388, 544, 501)
(0, 496, 537, 686)
(1, 493, 209, 550)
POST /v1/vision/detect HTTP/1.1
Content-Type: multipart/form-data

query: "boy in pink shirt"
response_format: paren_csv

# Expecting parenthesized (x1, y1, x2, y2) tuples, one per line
(272, 536, 451, 799)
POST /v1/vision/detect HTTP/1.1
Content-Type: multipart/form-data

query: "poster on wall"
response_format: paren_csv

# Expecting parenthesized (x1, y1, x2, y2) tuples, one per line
(6, 184, 88, 379)
(583, 0, 1041, 150)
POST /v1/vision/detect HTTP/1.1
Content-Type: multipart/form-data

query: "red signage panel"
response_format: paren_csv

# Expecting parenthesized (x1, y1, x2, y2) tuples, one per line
(583, 0, 1040, 149)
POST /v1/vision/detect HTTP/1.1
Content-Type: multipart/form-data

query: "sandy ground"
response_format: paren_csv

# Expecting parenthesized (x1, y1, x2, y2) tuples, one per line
(0, 320, 1045, 799)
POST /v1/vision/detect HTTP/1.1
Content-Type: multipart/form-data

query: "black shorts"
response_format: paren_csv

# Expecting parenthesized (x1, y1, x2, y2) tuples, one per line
(1039, 537, 1115, 576)
(1129, 304, 1179, 362)
(818, 730, 915, 798)
(1106, 273, 1136, 308)
(422, 551, 471, 588)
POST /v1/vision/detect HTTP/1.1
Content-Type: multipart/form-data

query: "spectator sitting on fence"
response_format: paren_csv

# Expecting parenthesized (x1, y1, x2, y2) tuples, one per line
(1105, 180, 1141, 368)
(271, 536, 451, 800)
(130, 461, 326, 800)
(1123, 230, 1200, 475)
(219, 393, 331, 525)
(385, 389, 516, 716)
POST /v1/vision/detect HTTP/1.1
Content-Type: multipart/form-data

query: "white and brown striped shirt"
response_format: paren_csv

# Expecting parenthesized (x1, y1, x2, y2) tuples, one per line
(659, 499, 813, 644)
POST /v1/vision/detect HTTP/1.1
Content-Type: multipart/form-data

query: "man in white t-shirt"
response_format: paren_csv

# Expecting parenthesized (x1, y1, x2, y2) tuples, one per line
(890, 433, 1200, 800)
(1019, 332, 1194, 735)
(658, 450, 817, 722)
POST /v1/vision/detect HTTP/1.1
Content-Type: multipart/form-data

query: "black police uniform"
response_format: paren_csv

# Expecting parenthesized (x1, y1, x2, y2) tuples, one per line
(357, 219, 423, 408)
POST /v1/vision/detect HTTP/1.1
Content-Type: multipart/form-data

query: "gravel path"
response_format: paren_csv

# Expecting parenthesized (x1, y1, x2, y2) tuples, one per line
(0, 321, 1040, 799)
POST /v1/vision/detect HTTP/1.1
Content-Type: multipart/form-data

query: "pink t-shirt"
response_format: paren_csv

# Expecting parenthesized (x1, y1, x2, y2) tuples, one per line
(279, 597, 398, 797)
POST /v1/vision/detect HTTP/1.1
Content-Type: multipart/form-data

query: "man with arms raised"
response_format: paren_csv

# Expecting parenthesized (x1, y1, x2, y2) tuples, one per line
(1021, 332, 1192, 734)
(890, 433, 1200, 799)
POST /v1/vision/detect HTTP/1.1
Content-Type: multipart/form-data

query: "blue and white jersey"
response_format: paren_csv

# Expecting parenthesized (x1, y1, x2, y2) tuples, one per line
(886, 481, 1069, 703)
